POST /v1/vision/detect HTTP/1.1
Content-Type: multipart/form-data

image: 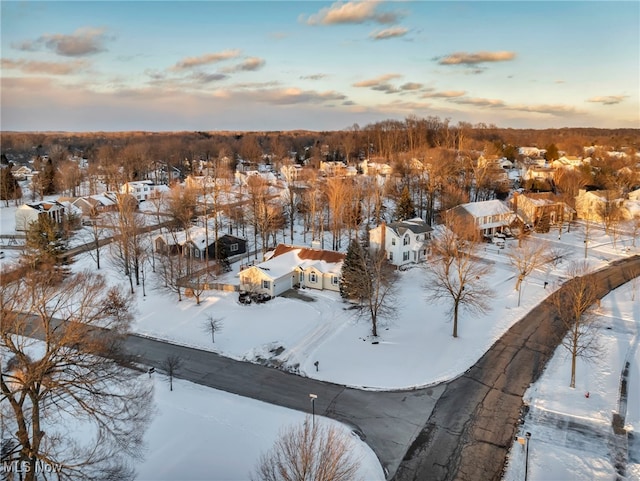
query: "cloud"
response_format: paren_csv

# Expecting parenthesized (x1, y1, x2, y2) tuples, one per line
(300, 73, 328, 80)
(421, 90, 466, 98)
(451, 97, 506, 108)
(302, 1, 402, 25)
(189, 72, 229, 84)
(399, 82, 422, 91)
(449, 95, 580, 116)
(212, 87, 346, 105)
(377, 99, 433, 112)
(587, 95, 628, 105)
(353, 73, 402, 88)
(171, 49, 241, 71)
(221, 57, 265, 73)
(370, 26, 408, 40)
(13, 27, 110, 56)
(438, 51, 516, 65)
(507, 104, 580, 115)
(1, 58, 89, 75)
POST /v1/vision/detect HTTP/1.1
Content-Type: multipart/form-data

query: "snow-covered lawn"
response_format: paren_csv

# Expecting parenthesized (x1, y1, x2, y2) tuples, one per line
(502, 279, 640, 481)
(139, 375, 385, 481)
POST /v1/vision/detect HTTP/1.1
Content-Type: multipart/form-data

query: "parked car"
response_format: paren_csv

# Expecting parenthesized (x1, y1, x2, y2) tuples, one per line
(491, 236, 505, 248)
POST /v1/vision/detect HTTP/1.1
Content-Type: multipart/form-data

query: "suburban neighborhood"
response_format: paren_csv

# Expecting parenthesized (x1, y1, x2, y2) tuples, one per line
(1, 1, 639, 480)
(1, 124, 639, 481)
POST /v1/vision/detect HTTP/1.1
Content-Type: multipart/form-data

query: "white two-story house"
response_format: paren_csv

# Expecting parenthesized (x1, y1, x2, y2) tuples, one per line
(369, 217, 433, 267)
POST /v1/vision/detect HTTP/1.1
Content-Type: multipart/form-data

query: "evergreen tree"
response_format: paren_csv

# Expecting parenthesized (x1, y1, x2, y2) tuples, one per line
(339, 238, 369, 301)
(22, 215, 68, 270)
(394, 186, 416, 221)
(545, 143, 560, 162)
(0, 167, 22, 205)
(214, 238, 231, 273)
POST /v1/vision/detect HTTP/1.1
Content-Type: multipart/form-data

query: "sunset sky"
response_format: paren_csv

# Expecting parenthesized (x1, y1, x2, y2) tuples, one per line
(1, 1, 638, 132)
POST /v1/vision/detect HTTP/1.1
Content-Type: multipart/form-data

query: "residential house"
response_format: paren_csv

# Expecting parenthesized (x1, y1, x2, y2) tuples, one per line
(120, 180, 167, 202)
(57, 194, 118, 217)
(239, 244, 345, 297)
(155, 227, 247, 261)
(511, 192, 575, 232)
(446, 200, 515, 237)
(15, 200, 66, 231)
(10, 165, 32, 180)
(319, 161, 347, 177)
(369, 217, 432, 267)
(359, 159, 392, 176)
(575, 189, 626, 222)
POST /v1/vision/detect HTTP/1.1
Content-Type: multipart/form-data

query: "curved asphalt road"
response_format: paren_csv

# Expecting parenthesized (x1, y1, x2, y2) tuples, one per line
(393, 255, 640, 481)
(125, 334, 445, 479)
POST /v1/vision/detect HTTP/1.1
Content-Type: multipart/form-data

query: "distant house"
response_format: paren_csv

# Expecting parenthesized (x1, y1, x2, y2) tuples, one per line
(155, 228, 247, 261)
(120, 180, 168, 202)
(575, 189, 626, 222)
(10, 165, 32, 180)
(511, 192, 575, 232)
(369, 217, 432, 267)
(15, 201, 66, 231)
(239, 244, 345, 297)
(446, 200, 515, 237)
(57, 194, 118, 217)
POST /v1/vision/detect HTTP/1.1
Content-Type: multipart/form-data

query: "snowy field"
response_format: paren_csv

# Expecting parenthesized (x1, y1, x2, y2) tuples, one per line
(139, 375, 384, 481)
(502, 279, 640, 481)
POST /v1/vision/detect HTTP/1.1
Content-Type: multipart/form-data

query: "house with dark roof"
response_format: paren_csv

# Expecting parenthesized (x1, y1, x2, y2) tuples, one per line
(510, 192, 575, 232)
(15, 201, 66, 231)
(369, 217, 432, 267)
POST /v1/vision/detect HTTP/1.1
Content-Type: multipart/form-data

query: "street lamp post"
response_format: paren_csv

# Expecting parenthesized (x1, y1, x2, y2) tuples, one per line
(309, 394, 318, 428)
(524, 431, 531, 481)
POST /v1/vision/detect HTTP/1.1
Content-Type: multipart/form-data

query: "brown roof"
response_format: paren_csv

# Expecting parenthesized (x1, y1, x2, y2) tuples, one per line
(271, 244, 345, 264)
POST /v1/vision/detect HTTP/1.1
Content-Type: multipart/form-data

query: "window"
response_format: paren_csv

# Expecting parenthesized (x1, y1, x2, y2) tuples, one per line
(310, 272, 317, 283)
(331, 276, 339, 285)
(229, 243, 239, 252)
(403, 235, 410, 246)
(262, 280, 270, 289)
(389, 252, 393, 261)
(416, 234, 421, 241)
(391, 238, 396, 246)
(403, 251, 410, 261)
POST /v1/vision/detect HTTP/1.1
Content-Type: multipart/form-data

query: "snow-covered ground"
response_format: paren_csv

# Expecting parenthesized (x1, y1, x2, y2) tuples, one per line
(2, 194, 639, 480)
(502, 279, 640, 481)
(139, 375, 384, 481)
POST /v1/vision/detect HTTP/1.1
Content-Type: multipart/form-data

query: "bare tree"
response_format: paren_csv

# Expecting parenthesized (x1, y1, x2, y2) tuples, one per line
(425, 218, 495, 338)
(162, 355, 182, 392)
(507, 240, 550, 306)
(582, 215, 594, 259)
(202, 315, 224, 344)
(109, 194, 144, 293)
(252, 417, 362, 481)
(0, 268, 153, 481)
(154, 228, 189, 302)
(551, 261, 600, 388)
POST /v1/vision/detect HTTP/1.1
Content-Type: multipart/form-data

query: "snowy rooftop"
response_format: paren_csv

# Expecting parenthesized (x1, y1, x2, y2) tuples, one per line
(255, 244, 345, 279)
(458, 199, 512, 217)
